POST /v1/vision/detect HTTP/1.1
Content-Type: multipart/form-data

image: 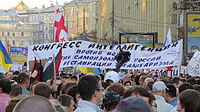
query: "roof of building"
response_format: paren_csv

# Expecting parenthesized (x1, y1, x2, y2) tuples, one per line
(15, 1, 29, 10)
(64, 0, 96, 7)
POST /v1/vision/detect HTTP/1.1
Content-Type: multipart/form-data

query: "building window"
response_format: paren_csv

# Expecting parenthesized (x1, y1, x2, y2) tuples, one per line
(2, 32, 4, 36)
(13, 33, 15, 36)
(21, 32, 24, 36)
(7, 32, 10, 36)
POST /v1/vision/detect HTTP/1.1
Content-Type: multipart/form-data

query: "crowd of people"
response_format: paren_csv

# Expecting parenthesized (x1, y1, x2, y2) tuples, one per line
(0, 70, 200, 112)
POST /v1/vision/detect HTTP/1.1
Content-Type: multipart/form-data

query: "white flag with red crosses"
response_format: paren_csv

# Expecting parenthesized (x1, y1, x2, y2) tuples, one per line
(54, 1, 68, 42)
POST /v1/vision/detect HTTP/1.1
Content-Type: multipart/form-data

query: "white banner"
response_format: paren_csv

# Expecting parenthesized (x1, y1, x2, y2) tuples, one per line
(186, 51, 200, 76)
(28, 40, 183, 70)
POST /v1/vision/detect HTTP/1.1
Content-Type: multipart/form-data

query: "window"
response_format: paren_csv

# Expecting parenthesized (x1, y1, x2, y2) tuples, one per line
(13, 40, 15, 45)
(7, 32, 10, 36)
(2, 32, 4, 36)
(21, 32, 24, 36)
(13, 33, 15, 36)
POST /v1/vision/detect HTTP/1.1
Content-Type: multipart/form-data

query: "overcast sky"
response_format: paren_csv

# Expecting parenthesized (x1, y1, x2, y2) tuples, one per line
(0, 0, 72, 10)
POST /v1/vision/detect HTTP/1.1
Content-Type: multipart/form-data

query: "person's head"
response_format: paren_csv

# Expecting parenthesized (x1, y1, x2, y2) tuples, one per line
(58, 94, 74, 112)
(30, 81, 39, 95)
(34, 82, 51, 99)
(103, 92, 121, 111)
(113, 96, 151, 112)
(172, 77, 180, 88)
(70, 75, 78, 81)
(193, 84, 200, 93)
(147, 82, 154, 91)
(13, 95, 56, 112)
(17, 72, 29, 88)
(139, 75, 147, 87)
(152, 81, 168, 97)
(61, 82, 76, 94)
(124, 81, 132, 86)
(165, 84, 177, 103)
(123, 86, 151, 103)
(50, 99, 65, 112)
(178, 82, 193, 94)
(6, 95, 26, 112)
(12, 71, 20, 76)
(134, 74, 141, 85)
(106, 84, 125, 97)
(78, 75, 102, 104)
(177, 89, 200, 112)
(50, 77, 62, 92)
(66, 85, 81, 108)
(10, 84, 22, 97)
(187, 77, 196, 85)
(149, 93, 157, 112)
(0, 78, 11, 94)
(144, 78, 154, 87)
(60, 73, 71, 83)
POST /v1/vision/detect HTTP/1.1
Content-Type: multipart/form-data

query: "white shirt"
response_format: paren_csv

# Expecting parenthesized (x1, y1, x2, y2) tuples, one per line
(155, 95, 174, 112)
(75, 100, 103, 112)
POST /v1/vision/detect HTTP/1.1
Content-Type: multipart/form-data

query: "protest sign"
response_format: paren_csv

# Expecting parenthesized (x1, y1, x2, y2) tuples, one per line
(186, 51, 200, 76)
(10, 46, 27, 64)
(28, 40, 183, 70)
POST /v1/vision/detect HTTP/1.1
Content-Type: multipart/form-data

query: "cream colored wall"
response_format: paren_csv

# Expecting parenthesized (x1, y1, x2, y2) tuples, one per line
(97, 0, 177, 46)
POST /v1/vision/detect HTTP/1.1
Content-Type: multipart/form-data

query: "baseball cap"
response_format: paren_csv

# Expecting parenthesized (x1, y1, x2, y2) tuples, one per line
(152, 81, 168, 91)
(104, 71, 120, 83)
(112, 96, 151, 112)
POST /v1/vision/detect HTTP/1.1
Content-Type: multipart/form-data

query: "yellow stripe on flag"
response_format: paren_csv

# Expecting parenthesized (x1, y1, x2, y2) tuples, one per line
(0, 51, 12, 71)
(77, 67, 95, 74)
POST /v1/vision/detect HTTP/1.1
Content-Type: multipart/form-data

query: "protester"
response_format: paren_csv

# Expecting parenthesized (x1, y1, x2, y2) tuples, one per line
(112, 96, 151, 112)
(66, 85, 81, 109)
(0, 78, 11, 112)
(13, 95, 56, 112)
(165, 84, 178, 107)
(75, 75, 103, 112)
(34, 82, 51, 99)
(58, 94, 75, 112)
(102, 92, 121, 112)
(17, 72, 30, 95)
(50, 99, 66, 112)
(152, 81, 173, 112)
(10, 84, 22, 98)
(139, 75, 148, 87)
(5, 95, 26, 112)
(177, 89, 200, 112)
(106, 84, 125, 97)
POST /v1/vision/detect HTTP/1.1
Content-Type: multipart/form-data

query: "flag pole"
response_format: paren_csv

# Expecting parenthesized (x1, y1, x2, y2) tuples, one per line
(53, 54, 56, 81)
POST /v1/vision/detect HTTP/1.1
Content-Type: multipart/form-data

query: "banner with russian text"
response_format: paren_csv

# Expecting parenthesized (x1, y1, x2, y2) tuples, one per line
(28, 40, 183, 70)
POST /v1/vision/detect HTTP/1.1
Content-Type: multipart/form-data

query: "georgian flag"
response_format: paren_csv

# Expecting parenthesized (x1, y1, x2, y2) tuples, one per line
(54, 1, 68, 42)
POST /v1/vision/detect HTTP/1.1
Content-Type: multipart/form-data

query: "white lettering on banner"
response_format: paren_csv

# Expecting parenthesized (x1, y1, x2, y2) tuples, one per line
(186, 51, 200, 76)
(28, 40, 183, 69)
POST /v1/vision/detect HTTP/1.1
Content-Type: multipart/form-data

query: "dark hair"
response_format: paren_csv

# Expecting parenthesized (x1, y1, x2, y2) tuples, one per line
(17, 72, 29, 84)
(34, 82, 51, 98)
(172, 77, 180, 84)
(193, 84, 200, 93)
(6, 95, 26, 112)
(187, 77, 196, 85)
(71, 75, 78, 81)
(78, 75, 100, 100)
(147, 82, 154, 90)
(179, 82, 193, 94)
(58, 94, 73, 107)
(103, 92, 121, 111)
(179, 89, 200, 112)
(61, 82, 77, 94)
(66, 85, 79, 104)
(123, 86, 150, 99)
(124, 81, 132, 86)
(10, 85, 22, 97)
(0, 78, 11, 94)
(106, 84, 125, 96)
(134, 74, 141, 85)
(12, 71, 20, 75)
(166, 84, 176, 98)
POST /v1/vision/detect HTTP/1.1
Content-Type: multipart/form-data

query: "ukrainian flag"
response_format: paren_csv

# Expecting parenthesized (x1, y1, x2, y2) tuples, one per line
(0, 41, 12, 71)
(78, 67, 101, 75)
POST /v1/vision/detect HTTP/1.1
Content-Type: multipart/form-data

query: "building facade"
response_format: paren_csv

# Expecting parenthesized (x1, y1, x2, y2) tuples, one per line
(97, 0, 178, 46)
(64, 0, 97, 41)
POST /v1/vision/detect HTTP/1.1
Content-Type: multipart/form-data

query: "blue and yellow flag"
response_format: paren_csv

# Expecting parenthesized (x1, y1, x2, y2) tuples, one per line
(78, 67, 101, 75)
(0, 41, 12, 71)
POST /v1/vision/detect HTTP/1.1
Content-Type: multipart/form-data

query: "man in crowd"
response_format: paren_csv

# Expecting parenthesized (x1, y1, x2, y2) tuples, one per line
(17, 72, 30, 95)
(75, 75, 103, 112)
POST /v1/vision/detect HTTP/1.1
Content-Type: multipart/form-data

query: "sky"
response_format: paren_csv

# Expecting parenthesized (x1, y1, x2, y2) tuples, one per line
(0, 0, 72, 10)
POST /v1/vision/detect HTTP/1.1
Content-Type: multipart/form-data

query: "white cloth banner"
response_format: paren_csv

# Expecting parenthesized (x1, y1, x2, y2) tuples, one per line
(28, 40, 183, 69)
(186, 51, 200, 76)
